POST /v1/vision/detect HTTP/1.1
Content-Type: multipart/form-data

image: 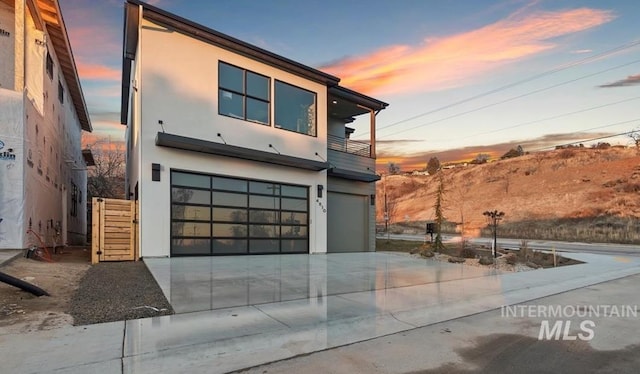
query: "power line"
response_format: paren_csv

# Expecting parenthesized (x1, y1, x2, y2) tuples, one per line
(452, 96, 640, 141)
(361, 38, 640, 137)
(379, 58, 640, 139)
(532, 128, 640, 152)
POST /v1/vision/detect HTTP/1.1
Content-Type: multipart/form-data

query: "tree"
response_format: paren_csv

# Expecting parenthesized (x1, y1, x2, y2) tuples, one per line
(387, 162, 401, 175)
(471, 153, 490, 164)
(629, 128, 640, 154)
(426, 157, 440, 175)
(86, 139, 125, 199)
(501, 146, 524, 159)
(385, 186, 399, 225)
(433, 173, 446, 251)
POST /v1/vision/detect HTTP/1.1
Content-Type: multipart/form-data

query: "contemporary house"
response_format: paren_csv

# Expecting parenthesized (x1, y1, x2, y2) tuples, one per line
(122, 0, 388, 257)
(0, 0, 93, 249)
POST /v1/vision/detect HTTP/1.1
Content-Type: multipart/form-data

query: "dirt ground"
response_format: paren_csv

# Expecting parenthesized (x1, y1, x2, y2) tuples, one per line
(0, 247, 91, 334)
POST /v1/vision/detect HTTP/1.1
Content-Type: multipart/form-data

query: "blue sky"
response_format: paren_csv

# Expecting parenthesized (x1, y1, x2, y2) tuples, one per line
(60, 0, 640, 169)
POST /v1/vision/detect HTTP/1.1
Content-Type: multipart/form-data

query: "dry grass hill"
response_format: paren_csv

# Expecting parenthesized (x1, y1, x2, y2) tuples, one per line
(377, 147, 640, 243)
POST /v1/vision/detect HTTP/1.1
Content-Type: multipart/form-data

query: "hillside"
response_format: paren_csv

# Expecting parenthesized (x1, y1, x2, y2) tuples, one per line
(377, 147, 640, 243)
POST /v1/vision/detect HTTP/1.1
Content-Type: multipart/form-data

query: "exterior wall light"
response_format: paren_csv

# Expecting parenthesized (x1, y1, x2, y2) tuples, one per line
(152, 163, 161, 181)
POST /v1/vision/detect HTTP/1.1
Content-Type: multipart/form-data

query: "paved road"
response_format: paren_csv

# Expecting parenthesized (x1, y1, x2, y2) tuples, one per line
(379, 233, 640, 257)
(243, 273, 640, 374)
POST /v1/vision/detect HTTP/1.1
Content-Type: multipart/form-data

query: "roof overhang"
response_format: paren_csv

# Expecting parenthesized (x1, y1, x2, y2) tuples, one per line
(328, 168, 380, 182)
(122, 0, 342, 125)
(155, 132, 330, 171)
(328, 86, 388, 120)
(35, 0, 92, 132)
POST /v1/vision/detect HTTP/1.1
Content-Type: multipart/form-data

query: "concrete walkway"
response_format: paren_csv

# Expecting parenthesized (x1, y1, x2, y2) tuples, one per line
(2, 252, 640, 373)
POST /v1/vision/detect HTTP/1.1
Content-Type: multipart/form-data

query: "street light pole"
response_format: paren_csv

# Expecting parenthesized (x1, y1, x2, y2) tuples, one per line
(483, 210, 505, 258)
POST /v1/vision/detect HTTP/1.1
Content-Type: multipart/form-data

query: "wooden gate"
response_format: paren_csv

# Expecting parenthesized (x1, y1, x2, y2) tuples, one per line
(91, 197, 139, 264)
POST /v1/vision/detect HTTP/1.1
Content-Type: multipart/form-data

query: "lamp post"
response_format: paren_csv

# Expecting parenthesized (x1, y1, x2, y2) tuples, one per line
(483, 210, 505, 258)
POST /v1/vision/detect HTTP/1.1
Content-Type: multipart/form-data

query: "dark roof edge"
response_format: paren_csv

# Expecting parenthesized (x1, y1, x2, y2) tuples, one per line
(121, 2, 139, 125)
(328, 167, 381, 183)
(156, 132, 330, 171)
(329, 86, 389, 111)
(127, 0, 341, 87)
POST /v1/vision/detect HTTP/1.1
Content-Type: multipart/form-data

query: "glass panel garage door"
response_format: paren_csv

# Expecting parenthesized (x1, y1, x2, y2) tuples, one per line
(171, 171, 309, 256)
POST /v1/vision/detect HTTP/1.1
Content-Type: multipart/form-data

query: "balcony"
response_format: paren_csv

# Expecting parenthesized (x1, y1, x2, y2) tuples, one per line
(327, 134, 371, 158)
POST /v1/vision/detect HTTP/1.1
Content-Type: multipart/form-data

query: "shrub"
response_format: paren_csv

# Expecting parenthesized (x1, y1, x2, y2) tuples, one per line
(420, 249, 435, 258)
(505, 253, 517, 265)
(479, 256, 494, 265)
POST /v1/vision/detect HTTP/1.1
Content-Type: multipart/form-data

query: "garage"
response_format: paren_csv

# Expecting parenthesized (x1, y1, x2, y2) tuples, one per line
(327, 192, 368, 252)
(170, 170, 309, 255)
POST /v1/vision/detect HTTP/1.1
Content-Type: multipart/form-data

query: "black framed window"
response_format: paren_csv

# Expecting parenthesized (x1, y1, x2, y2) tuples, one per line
(170, 170, 309, 256)
(46, 52, 53, 80)
(274, 80, 316, 136)
(70, 182, 78, 217)
(218, 62, 270, 125)
(58, 81, 64, 104)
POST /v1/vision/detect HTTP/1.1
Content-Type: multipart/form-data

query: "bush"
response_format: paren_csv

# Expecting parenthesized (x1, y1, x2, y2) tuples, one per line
(479, 256, 494, 265)
(459, 240, 476, 258)
(420, 249, 435, 258)
(505, 253, 517, 265)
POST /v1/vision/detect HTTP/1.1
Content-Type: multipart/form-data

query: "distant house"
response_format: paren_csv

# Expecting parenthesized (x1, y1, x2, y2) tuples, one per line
(0, 0, 93, 249)
(121, 1, 388, 256)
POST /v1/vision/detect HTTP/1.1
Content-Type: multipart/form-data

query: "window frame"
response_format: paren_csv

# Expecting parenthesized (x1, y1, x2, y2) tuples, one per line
(46, 52, 53, 80)
(70, 182, 78, 217)
(58, 80, 64, 104)
(170, 170, 309, 256)
(218, 61, 271, 126)
(274, 80, 317, 137)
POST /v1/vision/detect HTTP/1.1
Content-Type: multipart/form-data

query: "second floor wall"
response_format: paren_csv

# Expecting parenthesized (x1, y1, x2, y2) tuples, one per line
(137, 17, 329, 162)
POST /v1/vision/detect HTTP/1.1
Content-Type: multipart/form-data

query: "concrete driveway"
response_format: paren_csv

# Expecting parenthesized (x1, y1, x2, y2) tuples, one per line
(3, 251, 640, 373)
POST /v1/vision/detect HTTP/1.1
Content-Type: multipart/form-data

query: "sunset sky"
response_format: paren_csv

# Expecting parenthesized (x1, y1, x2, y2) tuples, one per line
(59, 0, 640, 170)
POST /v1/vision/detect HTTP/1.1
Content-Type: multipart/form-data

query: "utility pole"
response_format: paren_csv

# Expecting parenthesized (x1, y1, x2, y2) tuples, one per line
(483, 210, 505, 258)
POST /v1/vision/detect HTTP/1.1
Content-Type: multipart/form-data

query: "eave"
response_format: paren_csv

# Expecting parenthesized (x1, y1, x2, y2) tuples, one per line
(35, 0, 92, 132)
(155, 132, 330, 172)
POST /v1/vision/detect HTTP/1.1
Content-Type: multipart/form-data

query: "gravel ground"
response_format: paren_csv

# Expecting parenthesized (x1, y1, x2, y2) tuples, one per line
(70, 261, 174, 325)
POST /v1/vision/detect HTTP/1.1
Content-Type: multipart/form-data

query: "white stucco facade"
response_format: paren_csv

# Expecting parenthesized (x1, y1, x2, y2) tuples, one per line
(123, 1, 387, 257)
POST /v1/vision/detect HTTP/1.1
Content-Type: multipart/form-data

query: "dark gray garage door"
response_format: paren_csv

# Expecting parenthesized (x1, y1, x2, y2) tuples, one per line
(327, 192, 367, 252)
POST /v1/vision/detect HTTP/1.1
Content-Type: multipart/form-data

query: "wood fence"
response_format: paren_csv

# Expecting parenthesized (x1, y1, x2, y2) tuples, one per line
(91, 197, 139, 264)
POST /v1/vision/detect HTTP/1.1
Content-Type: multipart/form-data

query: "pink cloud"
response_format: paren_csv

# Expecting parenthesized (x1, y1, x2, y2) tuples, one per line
(321, 7, 615, 96)
(77, 62, 120, 81)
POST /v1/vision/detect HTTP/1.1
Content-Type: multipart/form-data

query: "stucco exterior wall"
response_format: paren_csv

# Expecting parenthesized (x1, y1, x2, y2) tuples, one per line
(139, 18, 328, 161)
(134, 17, 330, 257)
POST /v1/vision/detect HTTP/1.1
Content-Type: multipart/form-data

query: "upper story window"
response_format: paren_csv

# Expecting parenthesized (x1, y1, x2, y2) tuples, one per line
(275, 81, 316, 137)
(218, 62, 270, 125)
(46, 52, 53, 79)
(58, 80, 64, 104)
(70, 182, 78, 217)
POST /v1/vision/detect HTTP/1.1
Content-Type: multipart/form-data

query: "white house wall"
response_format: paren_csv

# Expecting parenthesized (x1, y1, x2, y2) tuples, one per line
(0, 88, 24, 249)
(138, 149, 328, 257)
(139, 18, 328, 161)
(136, 17, 330, 257)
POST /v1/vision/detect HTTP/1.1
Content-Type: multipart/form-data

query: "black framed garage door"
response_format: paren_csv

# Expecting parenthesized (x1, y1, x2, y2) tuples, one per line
(170, 170, 309, 256)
